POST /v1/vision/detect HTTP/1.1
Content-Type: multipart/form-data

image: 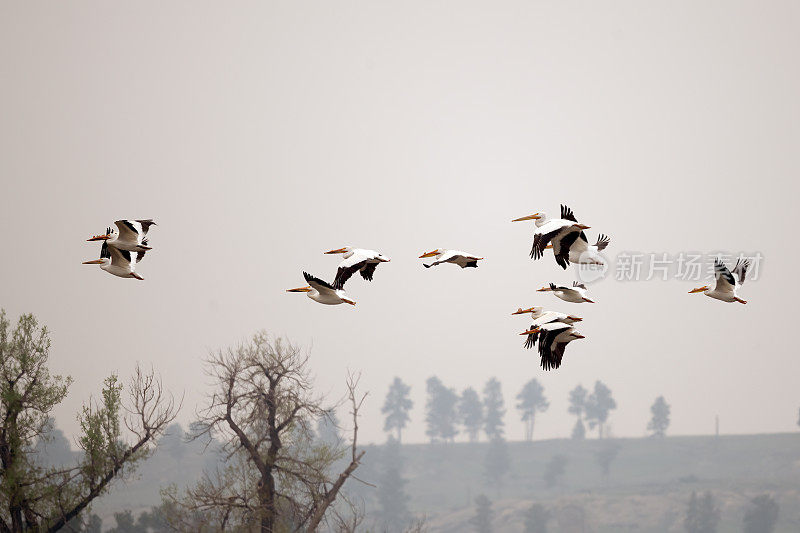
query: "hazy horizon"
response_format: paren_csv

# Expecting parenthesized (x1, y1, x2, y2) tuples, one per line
(2, 1, 799, 448)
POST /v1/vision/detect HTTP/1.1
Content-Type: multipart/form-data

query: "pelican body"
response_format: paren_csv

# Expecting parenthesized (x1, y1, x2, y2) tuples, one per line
(689, 257, 749, 304)
(537, 282, 594, 303)
(88, 220, 156, 252)
(324, 247, 391, 290)
(287, 272, 356, 306)
(419, 249, 483, 268)
(82, 241, 145, 280)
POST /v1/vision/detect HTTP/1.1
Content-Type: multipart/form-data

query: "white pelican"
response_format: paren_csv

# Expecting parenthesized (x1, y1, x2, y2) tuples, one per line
(519, 322, 585, 371)
(87, 220, 156, 252)
(418, 249, 483, 269)
(324, 247, 391, 289)
(512, 205, 591, 269)
(689, 257, 750, 304)
(512, 307, 582, 349)
(545, 233, 610, 265)
(82, 241, 145, 280)
(537, 282, 595, 303)
(287, 272, 356, 306)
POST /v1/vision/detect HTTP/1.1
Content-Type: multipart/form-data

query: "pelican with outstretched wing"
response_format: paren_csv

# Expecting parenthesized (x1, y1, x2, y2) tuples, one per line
(82, 241, 146, 280)
(537, 282, 595, 303)
(519, 322, 585, 371)
(324, 247, 391, 290)
(88, 219, 156, 252)
(689, 257, 750, 304)
(418, 249, 483, 269)
(287, 272, 356, 306)
(512, 205, 591, 269)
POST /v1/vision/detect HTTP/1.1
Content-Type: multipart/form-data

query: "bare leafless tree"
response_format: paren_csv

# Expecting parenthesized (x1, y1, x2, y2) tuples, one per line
(163, 332, 367, 532)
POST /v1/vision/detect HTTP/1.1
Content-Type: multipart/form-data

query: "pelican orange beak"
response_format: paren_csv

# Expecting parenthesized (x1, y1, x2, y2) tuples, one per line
(512, 213, 542, 222)
(567, 315, 583, 321)
(582, 297, 595, 303)
(287, 286, 312, 292)
(573, 334, 586, 339)
(341, 297, 356, 306)
(419, 250, 439, 258)
(512, 307, 536, 315)
(82, 259, 104, 264)
(575, 224, 591, 230)
(324, 248, 348, 254)
(537, 286, 552, 292)
(87, 234, 111, 241)
(545, 244, 553, 250)
(689, 286, 708, 294)
(520, 328, 540, 335)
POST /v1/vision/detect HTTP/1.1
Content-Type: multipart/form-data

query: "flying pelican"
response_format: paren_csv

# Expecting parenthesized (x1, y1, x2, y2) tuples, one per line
(324, 247, 391, 289)
(545, 233, 610, 265)
(419, 249, 483, 269)
(512, 205, 591, 269)
(82, 241, 145, 280)
(87, 220, 156, 252)
(689, 257, 750, 304)
(287, 272, 356, 306)
(537, 282, 595, 303)
(519, 322, 585, 370)
(512, 307, 583, 349)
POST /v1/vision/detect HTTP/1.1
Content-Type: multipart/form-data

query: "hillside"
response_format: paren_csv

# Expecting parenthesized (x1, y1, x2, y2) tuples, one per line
(88, 432, 800, 531)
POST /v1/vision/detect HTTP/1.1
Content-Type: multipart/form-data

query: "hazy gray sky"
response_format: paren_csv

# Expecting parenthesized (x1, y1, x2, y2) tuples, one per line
(1, 1, 798, 446)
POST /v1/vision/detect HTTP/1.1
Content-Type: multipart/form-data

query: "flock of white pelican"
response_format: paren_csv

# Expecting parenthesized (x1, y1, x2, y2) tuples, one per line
(82, 206, 751, 371)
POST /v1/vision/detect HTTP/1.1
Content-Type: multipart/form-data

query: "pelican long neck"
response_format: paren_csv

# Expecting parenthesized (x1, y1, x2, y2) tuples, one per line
(530, 309, 545, 319)
(342, 248, 355, 259)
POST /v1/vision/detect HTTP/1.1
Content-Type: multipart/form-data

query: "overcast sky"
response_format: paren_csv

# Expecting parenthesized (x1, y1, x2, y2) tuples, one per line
(1, 1, 798, 447)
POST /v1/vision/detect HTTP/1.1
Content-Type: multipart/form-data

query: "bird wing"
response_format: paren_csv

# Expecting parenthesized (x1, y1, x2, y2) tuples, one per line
(303, 271, 336, 295)
(573, 282, 587, 290)
(360, 262, 378, 281)
(550, 341, 567, 370)
(568, 232, 590, 255)
(594, 234, 610, 251)
(333, 254, 370, 290)
(539, 322, 572, 370)
(531, 221, 570, 259)
(713, 257, 736, 293)
(108, 245, 133, 269)
(114, 220, 142, 243)
(539, 322, 572, 333)
(531, 311, 567, 327)
(731, 257, 750, 286)
(523, 327, 540, 349)
(136, 250, 147, 263)
(553, 230, 581, 269)
(560, 204, 579, 223)
(99, 241, 111, 260)
(538, 324, 571, 371)
(135, 219, 156, 235)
